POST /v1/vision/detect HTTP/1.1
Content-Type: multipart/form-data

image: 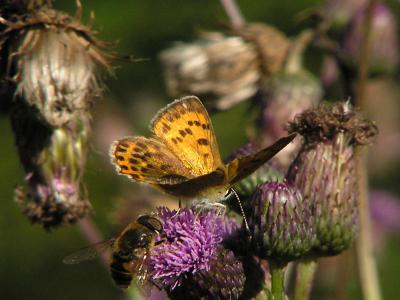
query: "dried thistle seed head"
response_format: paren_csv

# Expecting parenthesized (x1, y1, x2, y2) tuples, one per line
(259, 69, 322, 171)
(1, 6, 110, 127)
(11, 103, 91, 229)
(247, 181, 314, 265)
(287, 101, 378, 147)
(287, 102, 378, 255)
(236, 23, 290, 75)
(160, 32, 260, 110)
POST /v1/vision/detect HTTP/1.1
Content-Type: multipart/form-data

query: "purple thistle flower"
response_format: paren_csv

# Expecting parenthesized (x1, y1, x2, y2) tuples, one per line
(370, 191, 400, 233)
(343, 3, 399, 74)
(149, 207, 244, 299)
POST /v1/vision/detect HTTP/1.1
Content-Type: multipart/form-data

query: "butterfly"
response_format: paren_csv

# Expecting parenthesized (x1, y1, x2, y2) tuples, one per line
(110, 96, 295, 203)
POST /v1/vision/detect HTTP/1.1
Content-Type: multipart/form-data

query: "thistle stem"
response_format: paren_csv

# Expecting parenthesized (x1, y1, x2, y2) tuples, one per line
(294, 260, 317, 300)
(354, 1, 382, 300)
(77, 217, 109, 268)
(270, 265, 285, 300)
(219, 0, 245, 30)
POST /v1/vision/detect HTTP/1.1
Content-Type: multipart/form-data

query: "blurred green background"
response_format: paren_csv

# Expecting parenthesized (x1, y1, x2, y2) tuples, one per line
(1, 1, 399, 299)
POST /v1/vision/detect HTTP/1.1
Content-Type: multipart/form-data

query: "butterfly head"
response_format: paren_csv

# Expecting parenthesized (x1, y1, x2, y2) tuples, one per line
(193, 184, 230, 204)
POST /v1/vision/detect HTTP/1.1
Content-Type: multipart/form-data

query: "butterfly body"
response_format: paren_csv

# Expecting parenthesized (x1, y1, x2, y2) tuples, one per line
(111, 96, 295, 203)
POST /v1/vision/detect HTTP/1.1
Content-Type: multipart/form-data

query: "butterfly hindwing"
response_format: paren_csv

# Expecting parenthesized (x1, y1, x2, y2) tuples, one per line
(111, 137, 193, 184)
(151, 96, 224, 176)
(157, 168, 226, 198)
(227, 133, 296, 184)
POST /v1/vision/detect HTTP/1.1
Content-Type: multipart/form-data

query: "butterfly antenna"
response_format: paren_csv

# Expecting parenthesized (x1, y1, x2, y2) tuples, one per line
(230, 188, 250, 234)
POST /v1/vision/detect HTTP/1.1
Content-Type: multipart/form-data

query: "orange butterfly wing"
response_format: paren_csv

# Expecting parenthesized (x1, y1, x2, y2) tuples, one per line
(151, 96, 224, 176)
(111, 136, 194, 184)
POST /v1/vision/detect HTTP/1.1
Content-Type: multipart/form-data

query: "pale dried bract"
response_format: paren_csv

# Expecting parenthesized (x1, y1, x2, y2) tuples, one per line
(236, 23, 290, 76)
(160, 32, 260, 110)
(1, 6, 110, 126)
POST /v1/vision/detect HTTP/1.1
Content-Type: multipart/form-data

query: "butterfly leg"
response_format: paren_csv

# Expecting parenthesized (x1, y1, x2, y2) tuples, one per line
(171, 199, 183, 219)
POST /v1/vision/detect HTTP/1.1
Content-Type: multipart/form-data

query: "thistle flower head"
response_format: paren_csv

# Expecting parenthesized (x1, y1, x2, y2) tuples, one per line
(149, 207, 244, 299)
(1, 5, 110, 126)
(160, 32, 260, 110)
(287, 102, 377, 255)
(2, 2, 110, 229)
(236, 23, 290, 75)
(343, 3, 399, 74)
(370, 191, 400, 234)
(259, 69, 322, 171)
(12, 103, 91, 229)
(322, 0, 367, 29)
(248, 181, 314, 265)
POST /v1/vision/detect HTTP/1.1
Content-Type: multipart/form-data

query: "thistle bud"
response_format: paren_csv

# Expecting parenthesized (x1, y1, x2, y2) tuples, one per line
(1, 5, 109, 126)
(248, 181, 314, 265)
(12, 103, 91, 229)
(160, 32, 260, 110)
(287, 102, 378, 255)
(322, 0, 367, 30)
(259, 69, 322, 170)
(343, 3, 399, 75)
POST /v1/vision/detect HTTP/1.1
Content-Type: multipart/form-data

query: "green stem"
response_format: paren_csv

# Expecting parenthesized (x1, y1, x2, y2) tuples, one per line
(270, 265, 285, 300)
(294, 260, 317, 300)
(354, 0, 382, 300)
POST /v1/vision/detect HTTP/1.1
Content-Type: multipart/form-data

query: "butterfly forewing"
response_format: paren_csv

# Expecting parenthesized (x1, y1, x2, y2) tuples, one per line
(227, 133, 297, 184)
(111, 137, 193, 184)
(151, 96, 224, 176)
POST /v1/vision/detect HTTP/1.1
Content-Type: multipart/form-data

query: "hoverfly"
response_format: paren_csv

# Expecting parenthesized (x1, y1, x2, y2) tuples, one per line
(63, 215, 163, 289)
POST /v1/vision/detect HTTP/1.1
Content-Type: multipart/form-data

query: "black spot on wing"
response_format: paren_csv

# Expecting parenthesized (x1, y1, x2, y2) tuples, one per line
(197, 138, 209, 145)
(116, 146, 127, 153)
(179, 130, 186, 137)
(185, 128, 193, 135)
(136, 142, 148, 150)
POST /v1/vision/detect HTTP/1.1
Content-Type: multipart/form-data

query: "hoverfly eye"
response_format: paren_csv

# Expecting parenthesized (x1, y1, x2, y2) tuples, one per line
(137, 215, 163, 233)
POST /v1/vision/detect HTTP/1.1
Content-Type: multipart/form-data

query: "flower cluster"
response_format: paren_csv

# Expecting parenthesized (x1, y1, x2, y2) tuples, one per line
(149, 207, 244, 299)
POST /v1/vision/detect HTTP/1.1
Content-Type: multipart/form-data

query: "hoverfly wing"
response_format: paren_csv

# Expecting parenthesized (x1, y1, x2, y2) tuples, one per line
(63, 239, 114, 265)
